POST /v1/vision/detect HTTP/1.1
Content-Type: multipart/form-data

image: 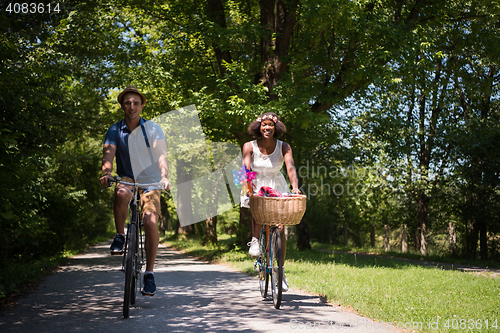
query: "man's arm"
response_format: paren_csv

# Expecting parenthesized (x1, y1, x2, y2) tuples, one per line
(100, 144, 116, 186)
(153, 139, 170, 190)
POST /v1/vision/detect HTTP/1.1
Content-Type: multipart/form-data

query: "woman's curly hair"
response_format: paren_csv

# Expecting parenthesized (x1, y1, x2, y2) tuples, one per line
(248, 112, 287, 138)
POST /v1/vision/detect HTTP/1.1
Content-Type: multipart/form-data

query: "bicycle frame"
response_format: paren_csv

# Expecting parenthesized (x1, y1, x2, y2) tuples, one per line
(259, 225, 272, 274)
(257, 223, 283, 309)
(121, 186, 145, 275)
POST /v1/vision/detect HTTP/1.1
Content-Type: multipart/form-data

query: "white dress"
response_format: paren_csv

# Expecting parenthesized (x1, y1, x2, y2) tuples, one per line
(241, 140, 289, 208)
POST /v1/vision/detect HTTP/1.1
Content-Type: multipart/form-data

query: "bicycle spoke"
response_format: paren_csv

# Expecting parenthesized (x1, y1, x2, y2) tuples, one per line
(123, 222, 136, 318)
(258, 226, 269, 298)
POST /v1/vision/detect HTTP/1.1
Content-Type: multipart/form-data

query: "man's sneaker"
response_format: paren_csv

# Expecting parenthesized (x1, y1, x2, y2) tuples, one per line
(282, 272, 289, 292)
(247, 237, 261, 257)
(110, 234, 125, 255)
(142, 273, 156, 296)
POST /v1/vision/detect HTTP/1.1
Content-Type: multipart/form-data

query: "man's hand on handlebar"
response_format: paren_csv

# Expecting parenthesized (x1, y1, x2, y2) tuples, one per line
(100, 174, 114, 187)
(160, 177, 171, 191)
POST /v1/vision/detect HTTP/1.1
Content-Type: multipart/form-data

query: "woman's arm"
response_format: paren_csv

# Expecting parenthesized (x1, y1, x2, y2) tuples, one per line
(282, 142, 301, 193)
(242, 141, 253, 170)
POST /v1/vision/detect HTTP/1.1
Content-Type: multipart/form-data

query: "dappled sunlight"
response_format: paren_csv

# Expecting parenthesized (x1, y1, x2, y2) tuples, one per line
(0, 240, 395, 333)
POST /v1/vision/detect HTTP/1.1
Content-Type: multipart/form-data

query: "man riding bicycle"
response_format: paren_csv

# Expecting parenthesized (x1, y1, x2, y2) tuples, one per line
(99, 86, 170, 296)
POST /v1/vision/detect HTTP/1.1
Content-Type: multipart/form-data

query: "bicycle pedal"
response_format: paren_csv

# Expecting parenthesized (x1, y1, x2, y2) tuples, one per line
(110, 251, 124, 256)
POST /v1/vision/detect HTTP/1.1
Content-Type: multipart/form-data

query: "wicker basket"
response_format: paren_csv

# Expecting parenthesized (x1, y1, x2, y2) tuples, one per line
(250, 194, 307, 225)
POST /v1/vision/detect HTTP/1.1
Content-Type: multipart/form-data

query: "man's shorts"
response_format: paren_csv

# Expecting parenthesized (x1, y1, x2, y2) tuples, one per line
(116, 177, 161, 216)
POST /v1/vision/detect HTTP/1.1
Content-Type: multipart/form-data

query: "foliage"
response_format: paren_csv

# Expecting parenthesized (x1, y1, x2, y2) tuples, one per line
(338, 5, 500, 258)
(2, 0, 500, 301)
(0, 0, 115, 297)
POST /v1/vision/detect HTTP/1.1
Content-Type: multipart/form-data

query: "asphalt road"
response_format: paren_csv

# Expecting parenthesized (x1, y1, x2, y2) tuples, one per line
(0, 241, 401, 333)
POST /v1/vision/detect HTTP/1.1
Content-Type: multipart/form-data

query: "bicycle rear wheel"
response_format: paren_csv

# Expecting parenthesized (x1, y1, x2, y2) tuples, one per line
(123, 223, 136, 318)
(258, 227, 268, 298)
(130, 227, 138, 305)
(270, 228, 283, 309)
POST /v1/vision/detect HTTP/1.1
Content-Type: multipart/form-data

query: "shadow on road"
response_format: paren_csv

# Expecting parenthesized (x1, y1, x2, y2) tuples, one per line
(0, 241, 394, 333)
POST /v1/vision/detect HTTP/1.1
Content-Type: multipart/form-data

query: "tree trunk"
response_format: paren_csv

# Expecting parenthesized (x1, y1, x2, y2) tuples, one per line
(414, 60, 443, 256)
(480, 222, 487, 261)
(176, 158, 195, 235)
(206, 0, 232, 76)
(259, 0, 299, 98)
(420, 217, 427, 255)
(296, 217, 311, 250)
(203, 172, 219, 246)
(159, 195, 169, 236)
(417, 189, 429, 255)
(204, 215, 218, 246)
(467, 219, 478, 259)
(295, 173, 310, 249)
(343, 224, 348, 247)
(384, 225, 390, 252)
(332, 223, 338, 245)
(448, 221, 456, 255)
(417, 88, 429, 255)
(177, 221, 194, 234)
(401, 223, 408, 253)
(370, 224, 375, 248)
(238, 207, 253, 248)
(417, 189, 428, 255)
(477, 67, 493, 261)
(415, 227, 421, 252)
(174, 219, 179, 236)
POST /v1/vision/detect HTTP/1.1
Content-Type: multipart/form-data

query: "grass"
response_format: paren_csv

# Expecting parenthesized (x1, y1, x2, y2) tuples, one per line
(163, 233, 500, 333)
(310, 242, 500, 269)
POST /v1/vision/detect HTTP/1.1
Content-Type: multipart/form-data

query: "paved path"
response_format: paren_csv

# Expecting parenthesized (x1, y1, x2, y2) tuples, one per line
(0, 241, 402, 333)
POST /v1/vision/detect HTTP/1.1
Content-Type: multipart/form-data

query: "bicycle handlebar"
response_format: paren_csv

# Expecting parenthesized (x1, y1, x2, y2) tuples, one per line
(102, 177, 170, 193)
(109, 178, 164, 188)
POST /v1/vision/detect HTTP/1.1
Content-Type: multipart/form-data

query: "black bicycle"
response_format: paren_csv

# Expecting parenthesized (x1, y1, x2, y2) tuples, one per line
(107, 177, 167, 318)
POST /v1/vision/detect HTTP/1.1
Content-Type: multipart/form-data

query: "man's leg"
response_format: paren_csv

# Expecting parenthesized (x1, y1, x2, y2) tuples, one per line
(110, 182, 132, 253)
(143, 211, 159, 272)
(141, 190, 161, 295)
(113, 187, 132, 234)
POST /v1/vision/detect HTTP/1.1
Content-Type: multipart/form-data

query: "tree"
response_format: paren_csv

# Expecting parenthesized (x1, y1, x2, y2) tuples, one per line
(345, 2, 500, 256)
(8, 0, 497, 260)
(0, 0, 124, 270)
(446, 14, 500, 259)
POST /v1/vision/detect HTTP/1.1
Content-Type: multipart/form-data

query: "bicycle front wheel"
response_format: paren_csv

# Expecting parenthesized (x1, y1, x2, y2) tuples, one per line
(270, 228, 283, 309)
(123, 223, 136, 318)
(258, 227, 269, 298)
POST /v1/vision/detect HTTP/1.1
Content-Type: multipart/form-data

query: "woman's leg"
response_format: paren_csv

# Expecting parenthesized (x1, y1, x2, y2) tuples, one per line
(279, 225, 286, 261)
(252, 219, 260, 239)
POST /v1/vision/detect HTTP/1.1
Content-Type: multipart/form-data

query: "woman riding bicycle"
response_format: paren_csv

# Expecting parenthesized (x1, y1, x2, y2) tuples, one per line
(241, 112, 301, 292)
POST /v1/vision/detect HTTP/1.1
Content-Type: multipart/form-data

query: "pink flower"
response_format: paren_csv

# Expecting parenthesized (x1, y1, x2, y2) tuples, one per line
(256, 114, 278, 123)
